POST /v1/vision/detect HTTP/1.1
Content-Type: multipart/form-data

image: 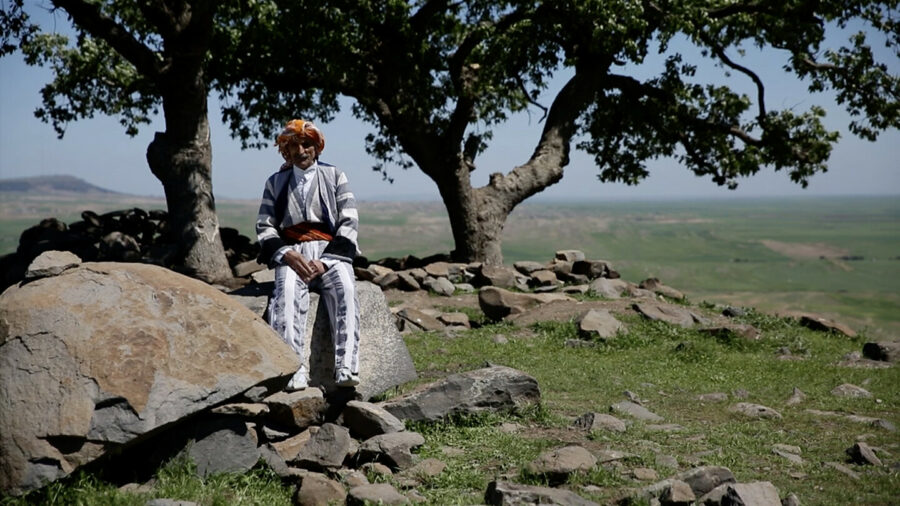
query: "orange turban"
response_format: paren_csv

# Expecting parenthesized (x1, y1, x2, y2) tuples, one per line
(276, 119, 325, 156)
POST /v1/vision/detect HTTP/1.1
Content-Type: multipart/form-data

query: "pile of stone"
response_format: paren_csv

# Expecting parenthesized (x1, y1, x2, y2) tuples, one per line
(0, 208, 259, 290)
(356, 249, 622, 296)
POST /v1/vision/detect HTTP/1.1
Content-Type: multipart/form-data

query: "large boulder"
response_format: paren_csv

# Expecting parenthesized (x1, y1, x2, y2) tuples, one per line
(235, 279, 417, 400)
(0, 262, 299, 495)
(381, 366, 541, 422)
(304, 281, 418, 399)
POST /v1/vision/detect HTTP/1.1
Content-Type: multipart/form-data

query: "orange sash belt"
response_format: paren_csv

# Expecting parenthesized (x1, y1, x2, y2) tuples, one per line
(281, 222, 334, 243)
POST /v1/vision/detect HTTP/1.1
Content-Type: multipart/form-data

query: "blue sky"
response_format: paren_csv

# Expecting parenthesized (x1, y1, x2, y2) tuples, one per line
(0, 5, 897, 202)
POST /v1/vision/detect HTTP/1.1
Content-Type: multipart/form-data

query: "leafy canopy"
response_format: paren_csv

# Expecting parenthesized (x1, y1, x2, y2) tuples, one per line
(217, 0, 898, 189)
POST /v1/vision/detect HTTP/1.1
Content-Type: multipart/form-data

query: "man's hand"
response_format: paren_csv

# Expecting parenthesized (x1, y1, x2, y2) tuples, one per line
(284, 250, 327, 283)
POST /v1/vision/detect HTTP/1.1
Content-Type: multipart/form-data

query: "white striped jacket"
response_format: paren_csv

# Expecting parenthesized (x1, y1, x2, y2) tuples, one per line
(256, 161, 360, 266)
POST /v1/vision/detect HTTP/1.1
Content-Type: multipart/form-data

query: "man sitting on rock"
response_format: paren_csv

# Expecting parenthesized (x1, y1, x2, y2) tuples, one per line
(256, 119, 361, 391)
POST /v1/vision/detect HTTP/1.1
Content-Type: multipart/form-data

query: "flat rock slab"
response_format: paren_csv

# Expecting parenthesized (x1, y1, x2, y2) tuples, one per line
(485, 480, 599, 506)
(0, 262, 298, 495)
(793, 312, 857, 337)
(610, 401, 664, 422)
(633, 301, 705, 327)
(729, 402, 783, 420)
(576, 309, 625, 340)
(24, 250, 82, 279)
(382, 366, 540, 422)
(526, 445, 597, 482)
(572, 412, 627, 433)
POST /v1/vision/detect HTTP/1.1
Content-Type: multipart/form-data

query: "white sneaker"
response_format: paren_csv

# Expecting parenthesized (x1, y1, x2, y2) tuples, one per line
(286, 367, 308, 391)
(335, 369, 360, 387)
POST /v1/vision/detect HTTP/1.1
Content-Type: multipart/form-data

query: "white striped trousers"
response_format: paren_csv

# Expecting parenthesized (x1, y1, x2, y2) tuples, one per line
(268, 242, 360, 375)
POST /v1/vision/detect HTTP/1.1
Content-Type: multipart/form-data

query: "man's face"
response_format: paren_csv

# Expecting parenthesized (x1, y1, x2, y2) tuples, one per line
(284, 138, 317, 169)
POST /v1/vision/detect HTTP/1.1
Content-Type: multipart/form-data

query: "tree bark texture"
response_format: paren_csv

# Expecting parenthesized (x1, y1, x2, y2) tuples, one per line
(147, 94, 231, 283)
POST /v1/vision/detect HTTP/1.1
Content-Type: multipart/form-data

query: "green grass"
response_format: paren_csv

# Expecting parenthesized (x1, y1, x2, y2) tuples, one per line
(396, 311, 899, 504)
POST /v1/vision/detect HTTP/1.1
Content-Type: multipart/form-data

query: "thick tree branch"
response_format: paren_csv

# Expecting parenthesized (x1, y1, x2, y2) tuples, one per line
(51, 0, 161, 77)
(479, 67, 602, 210)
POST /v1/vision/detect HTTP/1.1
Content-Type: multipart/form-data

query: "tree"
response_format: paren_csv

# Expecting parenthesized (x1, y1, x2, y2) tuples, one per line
(219, 0, 899, 264)
(1, 0, 252, 282)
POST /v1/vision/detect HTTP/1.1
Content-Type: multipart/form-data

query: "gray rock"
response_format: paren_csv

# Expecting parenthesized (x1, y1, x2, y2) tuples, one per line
(572, 259, 612, 279)
(424, 262, 451, 278)
(555, 250, 586, 262)
(722, 482, 781, 506)
(572, 412, 627, 433)
(474, 264, 521, 288)
(485, 480, 598, 506)
(785, 387, 806, 406)
(358, 432, 426, 470)
(830, 383, 872, 398)
(772, 447, 804, 465)
(728, 403, 782, 420)
(631, 467, 659, 481)
(342, 401, 406, 439)
(576, 309, 625, 341)
(382, 366, 541, 422)
(824, 461, 860, 480)
(781, 492, 802, 506)
(697, 483, 729, 505)
(400, 458, 447, 482)
(610, 401, 664, 422)
(295, 472, 347, 506)
(232, 259, 266, 278)
(211, 403, 269, 417)
(268, 427, 316, 462)
(659, 479, 695, 505)
(797, 313, 856, 337)
(530, 269, 560, 287)
(293, 423, 352, 470)
(396, 272, 421, 291)
(423, 276, 455, 296)
(596, 449, 637, 463)
(633, 301, 704, 327)
(846, 442, 882, 466)
(374, 271, 400, 289)
(478, 286, 572, 321)
(251, 268, 275, 284)
(183, 418, 259, 477)
(639, 278, 685, 300)
(862, 340, 900, 362)
(454, 282, 475, 293)
(655, 454, 679, 470)
(697, 392, 729, 402)
(698, 324, 761, 341)
(304, 281, 418, 400)
(438, 312, 471, 328)
(348, 483, 410, 505)
(0, 262, 299, 496)
(513, 261, 548, 274)
(525, 445, 597, 483)
(24, 250, 82, 279)
(397, 307, 445, 332)
(587, 278, 631, 299)
(264, 389, 326, 431)
(675, 466, 736, 497)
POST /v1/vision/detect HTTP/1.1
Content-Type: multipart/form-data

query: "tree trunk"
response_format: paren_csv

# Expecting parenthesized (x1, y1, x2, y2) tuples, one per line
(436, 160, 512, 265)
(147, 95, 232, 283)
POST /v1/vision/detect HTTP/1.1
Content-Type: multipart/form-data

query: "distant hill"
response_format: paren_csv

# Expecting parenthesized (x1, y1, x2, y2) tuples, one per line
(0, 175, 120, 195)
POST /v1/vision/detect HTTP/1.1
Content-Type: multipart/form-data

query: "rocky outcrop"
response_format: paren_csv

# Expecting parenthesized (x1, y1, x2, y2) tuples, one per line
(0, 262, 298, 495)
